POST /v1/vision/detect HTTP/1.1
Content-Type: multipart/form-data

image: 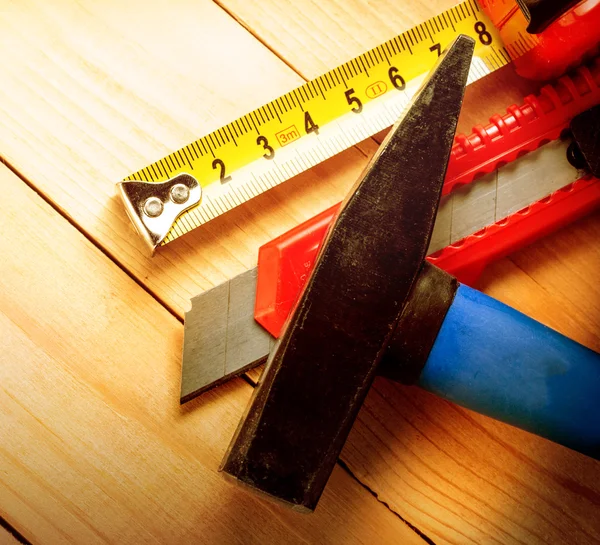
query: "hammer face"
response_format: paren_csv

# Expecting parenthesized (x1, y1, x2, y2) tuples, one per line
(221, 35, 475, 511)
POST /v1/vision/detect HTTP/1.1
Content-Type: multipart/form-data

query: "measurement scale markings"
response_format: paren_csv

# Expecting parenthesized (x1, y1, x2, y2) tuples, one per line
(451, 7, 459, 24)
(164, 155, 175, 171)
(119, 0, 536, 249)
(154, 159, 166, 176)
(301, 84, 311, 101)
(156, 160, 167, 177)
(444, 12, 456, 32)
(412, 25, 421, 43)
(464, 0, 474, 17)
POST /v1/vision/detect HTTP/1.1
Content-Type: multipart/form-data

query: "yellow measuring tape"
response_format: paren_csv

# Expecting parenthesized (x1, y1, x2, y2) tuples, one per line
(120, 0, 536, 249)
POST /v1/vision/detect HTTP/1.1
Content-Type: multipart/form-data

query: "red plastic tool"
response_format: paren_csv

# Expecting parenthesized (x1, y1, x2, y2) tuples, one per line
(253, 21, 600, 336)
(254, 58, 600, 337)
(445, 57, 600, 194)
(430, 175, 600, 284)
(481, 0, 600, 80)
(255, 176, 600, 337)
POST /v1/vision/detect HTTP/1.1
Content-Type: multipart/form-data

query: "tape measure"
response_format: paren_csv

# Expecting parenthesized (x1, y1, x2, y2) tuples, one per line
(119, 0, 537, 252)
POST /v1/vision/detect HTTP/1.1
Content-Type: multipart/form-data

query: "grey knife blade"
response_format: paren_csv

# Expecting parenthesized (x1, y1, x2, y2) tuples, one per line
(181, 268, 275, 403)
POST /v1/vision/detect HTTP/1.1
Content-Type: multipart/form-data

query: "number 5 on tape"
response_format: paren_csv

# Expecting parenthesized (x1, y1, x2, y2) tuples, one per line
(117, 0, 534, 254)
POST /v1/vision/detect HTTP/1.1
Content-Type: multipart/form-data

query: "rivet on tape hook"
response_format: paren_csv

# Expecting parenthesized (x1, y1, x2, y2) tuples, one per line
(117, 173, 201, 254)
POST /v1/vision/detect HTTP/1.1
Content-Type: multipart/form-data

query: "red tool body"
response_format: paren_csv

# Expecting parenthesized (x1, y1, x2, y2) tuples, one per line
(445, 58, 600, 194)
(481, 0, 600, 80)
(255, 175, 600, 337)
(178, 0, 600, 410)
(255, 58, 600, 338)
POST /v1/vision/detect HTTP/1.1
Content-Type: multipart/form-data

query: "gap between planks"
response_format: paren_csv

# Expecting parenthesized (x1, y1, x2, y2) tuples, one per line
(0, 156, 182, 324)
(0, 96, 435, 545)
(242, 373, 439, 544)
(1, 3, 432, 538)
(0, 516, 30, 545)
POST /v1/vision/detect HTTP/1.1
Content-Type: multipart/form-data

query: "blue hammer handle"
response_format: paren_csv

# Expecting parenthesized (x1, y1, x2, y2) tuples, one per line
(418, 285, 600, 459)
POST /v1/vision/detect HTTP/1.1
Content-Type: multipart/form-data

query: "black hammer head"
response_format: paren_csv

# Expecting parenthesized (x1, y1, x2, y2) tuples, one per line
(221, 35, 475, 511)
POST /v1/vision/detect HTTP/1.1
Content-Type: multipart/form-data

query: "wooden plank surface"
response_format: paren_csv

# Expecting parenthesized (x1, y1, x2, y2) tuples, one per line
(0, 164, 421, 544)
(0, 0, 374, 317)
(0, 0, 533, 318)
(0, 0, 599, 543)
(0, 526, 20, 545)
(343, 217, 600, 543)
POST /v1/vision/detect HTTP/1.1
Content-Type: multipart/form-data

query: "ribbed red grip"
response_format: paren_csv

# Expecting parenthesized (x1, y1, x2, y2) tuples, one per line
(444, 58, 600, 195)
(430, 176, 600, 286)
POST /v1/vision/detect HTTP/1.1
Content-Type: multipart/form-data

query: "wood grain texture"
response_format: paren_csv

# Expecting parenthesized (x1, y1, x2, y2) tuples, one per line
(0, 527, 20, 545)
(1, 0, 599, 543)
(245, 214, 600, 544)
(0, 164, 421, 544)
(0, 0, 376, 318)
(341, 215, 600, 545)
(0, 0, 535, 318)
(218, 0, 451, 78)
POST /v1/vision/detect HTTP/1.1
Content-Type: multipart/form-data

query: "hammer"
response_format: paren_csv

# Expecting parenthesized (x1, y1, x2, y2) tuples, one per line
(221, 35, 600, 511)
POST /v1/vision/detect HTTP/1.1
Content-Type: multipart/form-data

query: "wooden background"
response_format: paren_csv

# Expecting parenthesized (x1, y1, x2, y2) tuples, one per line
(0, 0, 599, 543)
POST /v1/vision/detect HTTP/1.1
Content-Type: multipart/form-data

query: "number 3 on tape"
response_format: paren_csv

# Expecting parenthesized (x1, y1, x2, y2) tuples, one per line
(117, 0, 533, 254)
